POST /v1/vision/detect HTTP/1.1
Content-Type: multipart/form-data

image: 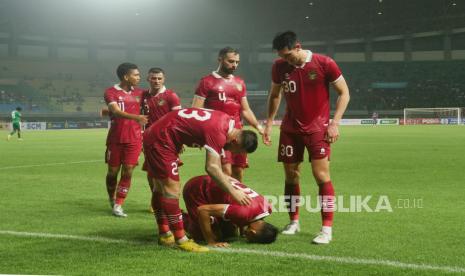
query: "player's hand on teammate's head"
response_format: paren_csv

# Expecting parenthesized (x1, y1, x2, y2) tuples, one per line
(231, 189, 252, 206)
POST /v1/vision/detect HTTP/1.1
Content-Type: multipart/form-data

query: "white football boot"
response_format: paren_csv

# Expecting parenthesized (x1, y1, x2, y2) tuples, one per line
(112, 204, 127, 218)
(312, 227, 332, 244)
(281, 221, 300, 235)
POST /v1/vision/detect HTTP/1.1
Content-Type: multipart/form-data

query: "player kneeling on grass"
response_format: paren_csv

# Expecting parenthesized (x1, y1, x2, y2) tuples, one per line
(182, 175, 278, 247)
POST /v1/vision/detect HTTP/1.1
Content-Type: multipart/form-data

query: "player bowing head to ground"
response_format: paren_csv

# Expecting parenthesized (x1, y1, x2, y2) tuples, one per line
(264, 31, 350, 244)
(182, 175, 278, 247)
(103, 62, 148, 218)
(143, 107, 258, 252)
(192, 47, 264, 183)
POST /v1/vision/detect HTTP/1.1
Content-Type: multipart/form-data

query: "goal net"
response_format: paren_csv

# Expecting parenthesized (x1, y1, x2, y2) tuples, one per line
(403, 107, 463, 125)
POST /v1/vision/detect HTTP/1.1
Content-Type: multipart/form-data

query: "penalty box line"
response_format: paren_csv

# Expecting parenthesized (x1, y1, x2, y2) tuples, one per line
(0, 230, 464, 273)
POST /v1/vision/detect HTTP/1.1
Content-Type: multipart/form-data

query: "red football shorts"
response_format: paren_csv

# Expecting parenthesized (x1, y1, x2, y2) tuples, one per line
(105, 142, 142, 167)
(277, 130, 331, 163)
(143, 140, 180, 181)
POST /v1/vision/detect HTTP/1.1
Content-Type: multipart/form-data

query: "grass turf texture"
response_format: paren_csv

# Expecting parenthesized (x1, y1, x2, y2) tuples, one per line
(1, 126, 464, 275)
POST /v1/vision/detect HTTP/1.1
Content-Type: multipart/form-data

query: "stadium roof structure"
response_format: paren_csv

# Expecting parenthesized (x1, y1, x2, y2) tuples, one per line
(0, 0, 464, 44)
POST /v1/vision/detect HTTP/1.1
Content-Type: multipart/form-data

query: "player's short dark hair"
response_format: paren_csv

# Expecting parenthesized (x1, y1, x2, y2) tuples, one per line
(116, 62, 138, 81)
(218, 47, 239, 59)
(241, 130, 258, 153)
(148, 67, 165, 75)
(272, 31, 298, 51)
(16, 106, 22, 111)
(250, 222, 278, 244)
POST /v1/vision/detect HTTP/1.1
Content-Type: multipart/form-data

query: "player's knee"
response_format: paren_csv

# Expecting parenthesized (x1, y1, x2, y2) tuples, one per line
(284, 168, 300, 183)
(312, 169, 330, 183)
(121, 166, 135, 177)
(107, 168, 119, 177)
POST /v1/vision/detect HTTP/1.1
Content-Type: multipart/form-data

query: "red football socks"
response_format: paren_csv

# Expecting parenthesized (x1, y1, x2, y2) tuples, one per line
(319, 181, 335, 227)
(152, 192, 170, 234)
(284, 182, 300, 221)
(115, 175, 131, 205)
(160, 197, 185, 240)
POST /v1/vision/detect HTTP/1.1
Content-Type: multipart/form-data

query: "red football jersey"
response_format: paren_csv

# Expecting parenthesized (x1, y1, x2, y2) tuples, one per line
(184, 175, 271, 226)
(141, 86, 181, 128)
(143, 108, 235, 157)
(104, 84, 143, 144)
(195, 71, 246, 128)
(272, 51, 342, 134)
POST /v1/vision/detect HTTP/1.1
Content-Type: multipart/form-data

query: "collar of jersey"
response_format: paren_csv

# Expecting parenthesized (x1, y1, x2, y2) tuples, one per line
(212, 71, 233, 80)
(114, 84, 134, 93)
(149, 86, 166, 95)
(294, 50, 313, 68)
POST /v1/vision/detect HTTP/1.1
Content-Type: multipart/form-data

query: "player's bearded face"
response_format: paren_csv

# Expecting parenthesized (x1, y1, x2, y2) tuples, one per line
(219, 53, 240, 75)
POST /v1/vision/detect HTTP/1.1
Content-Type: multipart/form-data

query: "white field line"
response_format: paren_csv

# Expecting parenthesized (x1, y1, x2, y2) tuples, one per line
(0, 153, 202, 170)
(1, 230, 464, 273)
(0, 160, 102, 170)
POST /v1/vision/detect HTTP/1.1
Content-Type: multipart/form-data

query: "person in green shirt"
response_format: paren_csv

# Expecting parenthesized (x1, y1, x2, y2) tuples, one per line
(7, 107, 22, 141)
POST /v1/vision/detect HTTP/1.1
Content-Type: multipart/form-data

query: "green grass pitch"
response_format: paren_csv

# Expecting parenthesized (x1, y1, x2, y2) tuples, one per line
(1, 126, 464, 275)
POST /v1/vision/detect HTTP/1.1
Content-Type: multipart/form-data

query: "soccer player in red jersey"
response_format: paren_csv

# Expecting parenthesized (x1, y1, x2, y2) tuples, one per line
(104, 62, 148, 218)
(141, 67, 181, 129)
(264, 31, 350, 244)
(141, 67, 181, 199)
(182, 175, 278, 247)
(143, 107, 258, 252)
(192, 47, 264, 182)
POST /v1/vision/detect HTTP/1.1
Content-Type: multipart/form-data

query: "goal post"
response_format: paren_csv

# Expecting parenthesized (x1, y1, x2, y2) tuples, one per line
(403, 107, 463, 125)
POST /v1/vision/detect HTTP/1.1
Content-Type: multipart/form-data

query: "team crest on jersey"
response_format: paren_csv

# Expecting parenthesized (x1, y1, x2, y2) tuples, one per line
(284, 73, 290, 80)
(157, 99, 165, 106)
(308, 71, 318, 80)
(134, 96, 140, 102)
(236, 84, 242, 91)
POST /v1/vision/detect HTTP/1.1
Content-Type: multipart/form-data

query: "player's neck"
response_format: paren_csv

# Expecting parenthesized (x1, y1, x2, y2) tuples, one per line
(296, 51, 308, 67)
(119, 82, 132, 92)
(150, 86, 165, 95)
(216, 68, 232, 79)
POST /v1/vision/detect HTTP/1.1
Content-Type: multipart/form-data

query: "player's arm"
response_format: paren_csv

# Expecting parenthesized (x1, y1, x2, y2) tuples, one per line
(240, 97, 264, 136)
(170, 92, 182, 110)
(264, 82, 282, 145)
(326, 76, 350, 143)
(205, 150, 251, 206)
(191, 95, 205, 108)
(197, 204, 230, 247)
(107, 102, 148, 125)
(100, 107, 110, 117)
